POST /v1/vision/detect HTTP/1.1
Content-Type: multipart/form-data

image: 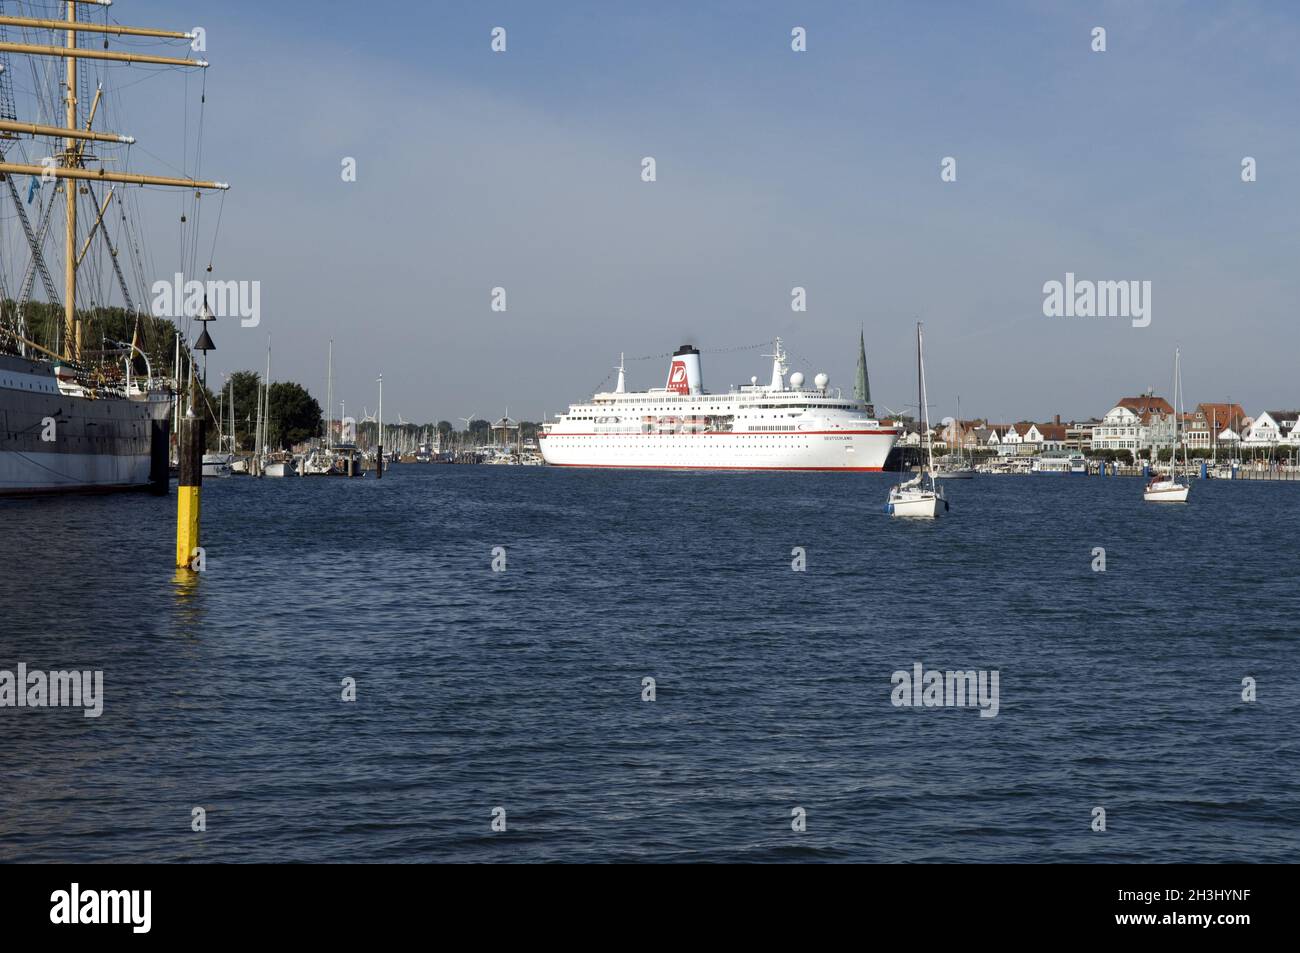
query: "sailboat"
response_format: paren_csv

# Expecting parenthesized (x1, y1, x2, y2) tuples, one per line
(202, 375, 235, 478)
(0, 3, 228, 495)
(888, 323, 948, 518)
(1144, 348, 1191, 503)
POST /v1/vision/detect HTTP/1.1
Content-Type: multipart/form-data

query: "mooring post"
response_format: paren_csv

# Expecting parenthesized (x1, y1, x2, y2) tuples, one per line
(176, 412, 204, 570)
(149, 417, 171, 495)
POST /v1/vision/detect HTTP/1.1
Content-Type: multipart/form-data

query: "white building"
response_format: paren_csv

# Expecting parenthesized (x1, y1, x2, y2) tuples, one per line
(1091, 395, 1174, 454)
(1243, 411, 1299, 448)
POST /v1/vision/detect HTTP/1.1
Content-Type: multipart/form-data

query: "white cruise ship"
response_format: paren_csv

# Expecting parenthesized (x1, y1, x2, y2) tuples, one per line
(539, 339, 900, 471)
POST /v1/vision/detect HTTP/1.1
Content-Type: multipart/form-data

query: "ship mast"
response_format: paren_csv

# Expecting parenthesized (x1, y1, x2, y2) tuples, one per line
(0, 1, 230, 365)
(65, 0, 78, 361)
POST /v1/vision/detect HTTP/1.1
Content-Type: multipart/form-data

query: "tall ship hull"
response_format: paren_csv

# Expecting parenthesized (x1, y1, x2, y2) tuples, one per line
(0, 1, 229, 499)
(0, 354, 170, 496)
(540, 339, 900, 471)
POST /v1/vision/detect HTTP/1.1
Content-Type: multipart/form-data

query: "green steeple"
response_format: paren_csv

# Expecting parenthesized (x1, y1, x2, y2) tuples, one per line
(854, 329, 871, 405)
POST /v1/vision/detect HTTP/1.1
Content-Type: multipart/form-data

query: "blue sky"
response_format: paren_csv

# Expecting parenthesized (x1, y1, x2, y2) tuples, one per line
(61, 1, 1300, 423)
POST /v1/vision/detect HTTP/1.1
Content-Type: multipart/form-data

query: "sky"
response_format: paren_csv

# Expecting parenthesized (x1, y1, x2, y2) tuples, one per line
(11, 0, 1300, 426)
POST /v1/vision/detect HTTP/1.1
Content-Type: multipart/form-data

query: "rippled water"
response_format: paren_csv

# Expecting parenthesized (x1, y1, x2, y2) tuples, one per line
(2, 467, 1297, 862)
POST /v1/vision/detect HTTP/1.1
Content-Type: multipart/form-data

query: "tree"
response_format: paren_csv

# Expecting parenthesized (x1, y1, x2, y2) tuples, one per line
(267, 381, 322, 449)
(224, 370, 263, 450)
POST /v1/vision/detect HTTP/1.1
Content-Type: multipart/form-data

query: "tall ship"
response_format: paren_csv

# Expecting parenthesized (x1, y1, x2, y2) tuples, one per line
(539, 337, 900, 471)
(0, 2, 227, 495)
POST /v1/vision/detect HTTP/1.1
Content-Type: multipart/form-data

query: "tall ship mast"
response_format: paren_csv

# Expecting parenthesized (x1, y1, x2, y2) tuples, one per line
(0, 0, 228, 495)
(539, 337, 901, 471)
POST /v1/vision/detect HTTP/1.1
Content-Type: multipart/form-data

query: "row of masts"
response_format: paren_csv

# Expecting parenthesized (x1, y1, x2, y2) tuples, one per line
(0, 1, 228, 367)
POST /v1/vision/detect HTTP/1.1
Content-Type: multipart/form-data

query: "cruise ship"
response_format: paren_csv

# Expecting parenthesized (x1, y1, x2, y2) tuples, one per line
(539, 338, 900, 471)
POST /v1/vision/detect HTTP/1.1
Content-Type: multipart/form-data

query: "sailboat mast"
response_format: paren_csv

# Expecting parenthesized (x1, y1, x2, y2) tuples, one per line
(326, 339, 334, 451)
(918, 322, 934, 474)
(263, 338, 272, 454)
(64, 0, 78, 362)
(1177, 348, 1188, 470)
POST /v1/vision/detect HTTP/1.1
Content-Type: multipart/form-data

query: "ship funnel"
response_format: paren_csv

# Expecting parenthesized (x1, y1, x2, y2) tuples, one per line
(666, 344, 703, 395)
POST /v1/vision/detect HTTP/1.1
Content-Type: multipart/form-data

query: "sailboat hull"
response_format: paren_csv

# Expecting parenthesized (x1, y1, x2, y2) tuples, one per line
(1144, 480, 1190, 503)
(0, 355, 171, 496)
(889, 493, 942, 517)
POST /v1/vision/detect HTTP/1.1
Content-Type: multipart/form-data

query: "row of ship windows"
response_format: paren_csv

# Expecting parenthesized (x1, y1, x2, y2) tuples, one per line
(569, 415, 814, 421)
(581, 404, 855, 411)
(549, 440, 813, 447)
(1, 377, 57, 393)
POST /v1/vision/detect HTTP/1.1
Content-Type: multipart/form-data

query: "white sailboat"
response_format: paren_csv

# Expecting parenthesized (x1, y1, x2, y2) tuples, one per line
(202, 375, 235, 477)
(1144, 348, 1191, 503)
(888, 323, 947, 518)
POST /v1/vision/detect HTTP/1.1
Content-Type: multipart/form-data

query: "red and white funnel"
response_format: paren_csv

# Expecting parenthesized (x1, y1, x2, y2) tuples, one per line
(666, 344, 703, 395)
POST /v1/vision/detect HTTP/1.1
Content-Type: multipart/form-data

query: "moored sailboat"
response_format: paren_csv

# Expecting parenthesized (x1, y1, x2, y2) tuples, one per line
(888, 323, 947, 518)
(1144, 348, 1191, 503)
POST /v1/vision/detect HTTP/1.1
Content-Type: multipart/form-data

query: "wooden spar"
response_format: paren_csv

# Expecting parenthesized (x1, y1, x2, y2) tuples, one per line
(77, 187, 114, 267)
(0, 162, 229, 190)
(0, 329, 63, 362)
(1, 2, 229, 366)
(0, 14, 194, 40)
(0, 41, 207, 68)
(0, 118, 133, 143)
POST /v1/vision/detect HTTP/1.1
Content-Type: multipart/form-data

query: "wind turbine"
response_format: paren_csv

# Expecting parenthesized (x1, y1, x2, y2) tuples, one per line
(459, 413, 477, 452)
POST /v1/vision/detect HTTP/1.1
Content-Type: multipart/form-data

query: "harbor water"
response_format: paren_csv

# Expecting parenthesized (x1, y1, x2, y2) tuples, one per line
(1, 468, 1297, 862)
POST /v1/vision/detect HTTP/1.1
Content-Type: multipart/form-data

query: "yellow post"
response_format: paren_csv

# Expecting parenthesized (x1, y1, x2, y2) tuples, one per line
(176, 414, 204, 570)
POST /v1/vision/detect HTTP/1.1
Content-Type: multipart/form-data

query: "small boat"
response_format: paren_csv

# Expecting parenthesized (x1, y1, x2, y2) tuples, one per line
(887, 323, 947, 518)
(889, 471, 947, 517)
(933, 464, 976, 480)
(1144, 348, 1190, 504)
(202, 452, 234, 478)
(1143, 476, 1189, 502)
(263, 457, 296, 478)
(202, 376, 238, 477)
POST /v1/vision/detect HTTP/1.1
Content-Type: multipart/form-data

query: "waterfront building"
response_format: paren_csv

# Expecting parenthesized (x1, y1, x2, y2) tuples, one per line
(1065, 419, 1099, 453)
(1243, 410, 1299, 449)
(1091, 394, 1174, 454)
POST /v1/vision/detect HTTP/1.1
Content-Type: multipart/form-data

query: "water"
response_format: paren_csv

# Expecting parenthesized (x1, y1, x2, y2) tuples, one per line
(2, 467, 1297, 862)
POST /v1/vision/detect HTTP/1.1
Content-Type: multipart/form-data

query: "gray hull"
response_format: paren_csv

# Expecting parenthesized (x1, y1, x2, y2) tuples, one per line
(0, 353, 171, 496)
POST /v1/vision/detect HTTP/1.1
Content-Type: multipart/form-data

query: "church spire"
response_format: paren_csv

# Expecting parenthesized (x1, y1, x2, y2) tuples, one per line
(854, 328, 871, 408)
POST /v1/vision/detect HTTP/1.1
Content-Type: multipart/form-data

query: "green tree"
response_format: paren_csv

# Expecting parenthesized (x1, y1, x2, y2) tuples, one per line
(267, 381, 322, 449)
